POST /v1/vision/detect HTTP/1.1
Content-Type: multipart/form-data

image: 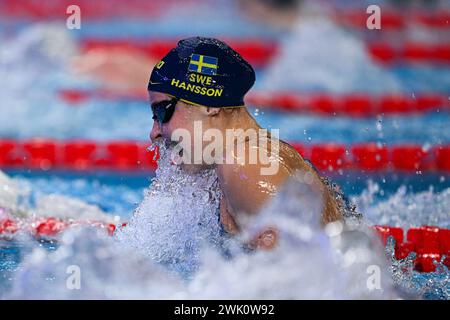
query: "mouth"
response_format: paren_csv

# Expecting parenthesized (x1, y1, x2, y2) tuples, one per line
(159, 138, 184, 155)
(165, 139, 179, 149)
(150, 134, 162, 144)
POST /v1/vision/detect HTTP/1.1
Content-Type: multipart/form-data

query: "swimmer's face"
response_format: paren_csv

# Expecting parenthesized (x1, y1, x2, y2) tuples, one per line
(149, 91, 221, 165)
(150, 91, 187, 143)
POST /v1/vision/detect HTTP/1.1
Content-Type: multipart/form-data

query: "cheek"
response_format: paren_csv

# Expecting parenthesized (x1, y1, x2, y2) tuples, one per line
(164, 109, 191, 137)
(167, 113, 185, 131)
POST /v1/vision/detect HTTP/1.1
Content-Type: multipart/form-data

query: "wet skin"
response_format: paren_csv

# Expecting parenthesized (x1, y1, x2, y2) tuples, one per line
(149, 91, 342, 250)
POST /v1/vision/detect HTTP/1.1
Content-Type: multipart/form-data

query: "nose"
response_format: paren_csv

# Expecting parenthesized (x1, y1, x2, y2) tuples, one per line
(150, 121, 163, 143)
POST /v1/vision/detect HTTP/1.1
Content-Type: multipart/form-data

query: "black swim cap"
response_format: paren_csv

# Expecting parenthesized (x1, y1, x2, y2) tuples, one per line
(147, 37, 256, 108)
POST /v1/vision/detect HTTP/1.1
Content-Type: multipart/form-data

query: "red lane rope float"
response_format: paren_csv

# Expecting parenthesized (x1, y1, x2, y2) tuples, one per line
(1, 139, 450, 172)
(245, 92, 450, 116)
(0, 217, 448, 272)
(0, 217, 119, 238)
(80, 39, 278, 69)
(0, 0, 190, 19)
(59, 89, 450, 117)
(368, 42, 450, 64)
(0, 139, 158, 171)
(58, 88, 146, 104)
(1, 1, 449, 30)
(78, 38, 450, 65)
(334, 10, 450, 30)
(374, 226, 450, 272)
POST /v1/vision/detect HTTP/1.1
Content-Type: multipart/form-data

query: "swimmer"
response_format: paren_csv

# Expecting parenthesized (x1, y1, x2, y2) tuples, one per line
(0, 23, 155, 96)
(72, 45, 155, 95)
(237, 0, 400, 93)
(147, 37, 343, 250)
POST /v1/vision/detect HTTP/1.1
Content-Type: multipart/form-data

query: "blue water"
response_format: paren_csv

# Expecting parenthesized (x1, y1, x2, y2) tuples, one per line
(1, 98, 449, 144)
(1, 3, 450, 299)
(3, 169, 450, 216)
(1, 168, 449, 298)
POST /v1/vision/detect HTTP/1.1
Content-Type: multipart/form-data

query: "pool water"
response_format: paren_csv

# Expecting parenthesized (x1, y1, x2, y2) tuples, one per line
(1, 2, 450, 299)
(1, 163, 449, 299)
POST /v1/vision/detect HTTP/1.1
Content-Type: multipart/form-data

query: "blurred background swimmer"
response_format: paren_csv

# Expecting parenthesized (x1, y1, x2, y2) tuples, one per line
(4, 0, 433, 98)
(237, 0, 401, 93)
(0, 22, 156, 96)
(13, 0, 403, 95)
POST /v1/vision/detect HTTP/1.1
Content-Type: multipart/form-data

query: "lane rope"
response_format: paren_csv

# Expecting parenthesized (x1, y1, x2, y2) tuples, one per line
(80, 38, 450, 66)
(1, 1, 449, 30)
(80, 38, 277, 68)
(58, 89, 450, 116)
(374, 225, 450, 272)
(1, 139, 449, 172)
(0, 216, 448, 272)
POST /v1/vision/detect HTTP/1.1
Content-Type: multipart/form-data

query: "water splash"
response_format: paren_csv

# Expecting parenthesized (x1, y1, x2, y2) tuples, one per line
(259, 16, 401, 93)
(0, 170, 30, 215)
(115, 142, 225, 277)
(1, 164, 449, 299)
(199, 176, 400, 299)
(353, 180, 450, 229)
(5, 173, 404, 299)
(5, 228, 184, 299)
(385, 237, 449, 300)
(0, 170, 121, 223)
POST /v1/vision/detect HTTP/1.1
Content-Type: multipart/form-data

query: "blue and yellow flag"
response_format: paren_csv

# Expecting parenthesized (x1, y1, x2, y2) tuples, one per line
(188, 54, 218, 75)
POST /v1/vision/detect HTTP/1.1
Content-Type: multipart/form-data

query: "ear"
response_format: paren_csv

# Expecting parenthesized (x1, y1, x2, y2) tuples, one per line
(199, 107, 220, 117)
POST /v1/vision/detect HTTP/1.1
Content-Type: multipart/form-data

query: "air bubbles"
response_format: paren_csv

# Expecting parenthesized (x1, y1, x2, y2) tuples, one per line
(116, 142, 223, 276)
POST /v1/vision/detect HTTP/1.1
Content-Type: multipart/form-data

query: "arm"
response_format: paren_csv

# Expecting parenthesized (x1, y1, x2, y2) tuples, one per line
(218, 162, 289, 249)
(218, 158, 342, 249)
(220, 192, 279, 250)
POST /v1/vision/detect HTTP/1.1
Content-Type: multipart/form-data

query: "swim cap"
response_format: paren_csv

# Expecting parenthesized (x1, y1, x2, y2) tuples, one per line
(147, 37, 255, 108)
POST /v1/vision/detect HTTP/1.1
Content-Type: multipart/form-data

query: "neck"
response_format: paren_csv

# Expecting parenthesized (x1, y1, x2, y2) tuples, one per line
(215, 107, 262, 174)
(220, 107, 261, 131)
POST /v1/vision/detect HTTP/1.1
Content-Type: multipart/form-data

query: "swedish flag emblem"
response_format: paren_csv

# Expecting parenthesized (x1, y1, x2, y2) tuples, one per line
(188, 54, 218, 75)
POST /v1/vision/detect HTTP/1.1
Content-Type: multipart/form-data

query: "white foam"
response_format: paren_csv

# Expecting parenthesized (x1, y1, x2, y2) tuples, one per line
(353, 180, 450, 229)
(116, 143, 224, 276)
(4, 155, 448, 299)
(7, 173, 403, 299)
(0, 170, 117, 223)
(260, 16, 401, 93)
(31, 194, 119, 224)
(5, 228, 184, 299)
(0, 170, 30, 214)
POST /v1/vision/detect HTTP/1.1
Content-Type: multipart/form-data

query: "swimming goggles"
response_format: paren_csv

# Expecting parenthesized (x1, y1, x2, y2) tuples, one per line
(151, 98, 178, 124)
